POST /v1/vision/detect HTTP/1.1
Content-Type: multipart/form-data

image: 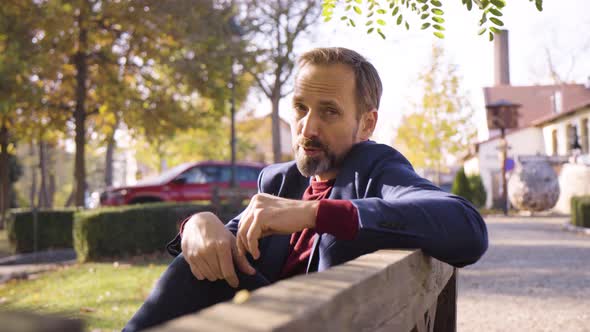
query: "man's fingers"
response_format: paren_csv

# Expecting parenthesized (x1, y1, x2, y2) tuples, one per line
(232, 244, 256, 275)
(237, 201, 255, 256)
(193, 255, 217, 282)
(246, 220, 261, 259)
(188, 262, 205, 281)
(218, 245, 239, 288)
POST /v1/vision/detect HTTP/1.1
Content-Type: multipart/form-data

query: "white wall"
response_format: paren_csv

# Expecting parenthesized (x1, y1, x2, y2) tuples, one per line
(542, 107, 590, 156)
(477, 127, 545, 207)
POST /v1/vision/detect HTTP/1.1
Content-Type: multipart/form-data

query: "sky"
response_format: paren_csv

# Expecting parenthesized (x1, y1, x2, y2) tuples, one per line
(247, 0, 590, 145)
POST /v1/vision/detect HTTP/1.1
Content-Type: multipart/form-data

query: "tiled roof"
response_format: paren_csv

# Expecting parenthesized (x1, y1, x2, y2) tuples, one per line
(483, 84, 590, 129)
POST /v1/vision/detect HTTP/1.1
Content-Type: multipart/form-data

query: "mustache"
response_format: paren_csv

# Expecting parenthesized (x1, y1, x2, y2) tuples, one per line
(298, 137, 325, 150)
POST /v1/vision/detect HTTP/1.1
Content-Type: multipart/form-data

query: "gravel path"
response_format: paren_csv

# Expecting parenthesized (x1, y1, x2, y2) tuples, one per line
(458, 216, 590, 332)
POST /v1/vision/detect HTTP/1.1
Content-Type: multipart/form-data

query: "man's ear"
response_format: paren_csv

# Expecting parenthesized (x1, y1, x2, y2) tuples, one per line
(359, 109, 378, 140)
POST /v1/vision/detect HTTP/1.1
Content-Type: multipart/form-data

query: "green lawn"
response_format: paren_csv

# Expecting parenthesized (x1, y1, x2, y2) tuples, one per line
(0, 229, 10, 258)
(0, 256, 171, 331)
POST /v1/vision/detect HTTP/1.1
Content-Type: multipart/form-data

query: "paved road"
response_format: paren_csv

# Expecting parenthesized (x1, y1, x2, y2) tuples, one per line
(458, 216, 590, 332)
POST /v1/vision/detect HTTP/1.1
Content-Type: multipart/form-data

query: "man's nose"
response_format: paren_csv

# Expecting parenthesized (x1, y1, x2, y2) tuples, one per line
(301, 111, 319, 138)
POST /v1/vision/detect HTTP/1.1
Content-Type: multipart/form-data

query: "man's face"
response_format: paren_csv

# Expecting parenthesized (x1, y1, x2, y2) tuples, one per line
(290, 63, 368, 180)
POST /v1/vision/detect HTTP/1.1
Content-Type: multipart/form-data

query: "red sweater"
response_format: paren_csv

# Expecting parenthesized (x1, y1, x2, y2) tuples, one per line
(278, 178, 358, 279)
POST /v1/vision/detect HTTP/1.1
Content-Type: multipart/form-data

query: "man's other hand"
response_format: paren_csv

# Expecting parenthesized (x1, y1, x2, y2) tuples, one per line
(237, 193, 319, 260)
(181, 212, 256, 288)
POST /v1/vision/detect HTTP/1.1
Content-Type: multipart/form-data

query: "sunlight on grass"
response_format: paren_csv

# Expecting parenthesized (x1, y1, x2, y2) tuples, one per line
(0, 229, 10, 258)
(0, 259, 170, 331)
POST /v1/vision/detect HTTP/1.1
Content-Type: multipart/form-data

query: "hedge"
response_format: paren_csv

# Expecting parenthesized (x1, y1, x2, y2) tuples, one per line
(73, 202, 244, 262)
(6, 209, 77, 254)
(571, 196, 590, 228)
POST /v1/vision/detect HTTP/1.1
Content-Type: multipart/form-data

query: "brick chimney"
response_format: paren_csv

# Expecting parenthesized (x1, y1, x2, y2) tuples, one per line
(494, 30, 510, 86)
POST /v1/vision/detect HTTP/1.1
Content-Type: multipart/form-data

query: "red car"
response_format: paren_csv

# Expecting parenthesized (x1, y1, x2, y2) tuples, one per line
(100, 161, 265, 206)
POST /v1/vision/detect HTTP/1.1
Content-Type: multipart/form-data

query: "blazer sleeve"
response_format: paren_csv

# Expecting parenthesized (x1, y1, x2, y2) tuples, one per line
(350, 160, 488, 268)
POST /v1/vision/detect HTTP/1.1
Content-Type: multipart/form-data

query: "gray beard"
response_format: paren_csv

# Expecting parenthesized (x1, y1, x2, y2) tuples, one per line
(294, 146, 338, 177)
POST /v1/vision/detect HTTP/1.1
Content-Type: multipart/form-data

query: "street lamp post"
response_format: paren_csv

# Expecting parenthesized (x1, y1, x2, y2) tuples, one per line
(485, 99, 520, 216)
(228, 16, 244, 189)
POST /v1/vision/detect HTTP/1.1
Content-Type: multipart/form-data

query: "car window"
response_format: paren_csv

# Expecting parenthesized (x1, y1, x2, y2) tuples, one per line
(237, 166, 261, 182)
(219, 166, 231, 182)
(178, 166, 220, 184)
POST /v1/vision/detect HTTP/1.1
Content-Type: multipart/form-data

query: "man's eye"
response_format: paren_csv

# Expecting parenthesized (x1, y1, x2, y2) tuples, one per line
(294, 104, 307, 112)
(324, 109, 339, 116)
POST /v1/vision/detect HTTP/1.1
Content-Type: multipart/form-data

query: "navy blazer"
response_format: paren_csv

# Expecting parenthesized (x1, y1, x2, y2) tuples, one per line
(168, 141, 488, 283)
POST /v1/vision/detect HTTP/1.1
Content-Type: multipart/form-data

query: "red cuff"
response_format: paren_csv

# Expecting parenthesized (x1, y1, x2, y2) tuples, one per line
(315, 199, 359, 240)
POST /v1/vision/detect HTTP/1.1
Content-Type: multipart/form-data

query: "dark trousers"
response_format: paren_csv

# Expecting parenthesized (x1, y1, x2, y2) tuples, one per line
(123, 254, 272, 332)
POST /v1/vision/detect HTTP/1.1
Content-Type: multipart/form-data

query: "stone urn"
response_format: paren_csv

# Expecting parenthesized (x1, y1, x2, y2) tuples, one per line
(508, 158, 560, 212)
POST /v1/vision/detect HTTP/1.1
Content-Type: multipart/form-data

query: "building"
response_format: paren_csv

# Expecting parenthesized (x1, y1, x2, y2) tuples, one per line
(464, 31, 590, 209)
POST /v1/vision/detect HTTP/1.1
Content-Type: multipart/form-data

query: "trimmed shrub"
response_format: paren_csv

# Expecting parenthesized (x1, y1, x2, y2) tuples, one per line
(571, 196, 590, 228)
(6, 209, 76, 254)
(452, 167, 472, 201)
(468, 174, 487, 208)
(73, 202, 244, 262)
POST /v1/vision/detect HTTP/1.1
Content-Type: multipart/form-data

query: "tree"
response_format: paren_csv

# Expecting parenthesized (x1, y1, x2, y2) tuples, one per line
(322, 0, 543, 40)
(451, 167, 471, 200)
(468, 174, 486, 208)
(393, 44, 476, 184)
(236, 0, 321, 163)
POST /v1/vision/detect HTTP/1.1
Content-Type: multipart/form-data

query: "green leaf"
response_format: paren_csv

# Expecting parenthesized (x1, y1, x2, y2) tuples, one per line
(488, 8, 503, 16)
(341, 15, 348, 20)
(405, 21, 410, 30)
(378, 29, 386, 39)
(490, 0, 505, 8)
(377, 19, 386, 26)
(421, 4, 429, 11)
(354, 6, 362, 14)
(434, 31, 445, 39)
(421, 13, 430, 19)
(397, 14, 403, 25)
(324, 16, 332, 22)
(366, 20, 374, 26)
(367, 27, 375, 34)
(466, 0, 473, 10)
(392, 6, 399, 16)
(349, 18, 356, 27)
(432, 16, 445, 23)
(345, 4, 351, 11)
(489, 31, 494, 41)
(489, 17, 504, 26)
(535, 0, 543, 11)
(431, 8, 444, 15)
(354, 0, 362, 3)
(433, 24, 445, 31)
(367, 11, 374, 18)
(489, 26, 501, 34)
(477, 27, 486, 35)
(421, 22, 431, 29)
(377, 9, 387, 14)
(431, 0, 442, 7)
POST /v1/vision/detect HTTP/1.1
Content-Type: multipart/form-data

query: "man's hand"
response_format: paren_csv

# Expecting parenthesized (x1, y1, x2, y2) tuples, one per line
(181, 212, 255, 288)
(237, 193, 320, 260)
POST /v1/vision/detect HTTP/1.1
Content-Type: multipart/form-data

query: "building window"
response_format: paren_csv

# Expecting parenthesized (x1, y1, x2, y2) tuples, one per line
(551, 129, 558, 156)
(566, 124, 576, 153)
(582, 118, 589, 154)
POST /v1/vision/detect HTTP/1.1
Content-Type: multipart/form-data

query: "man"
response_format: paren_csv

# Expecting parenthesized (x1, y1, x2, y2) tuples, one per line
(124, 47, 488, 331)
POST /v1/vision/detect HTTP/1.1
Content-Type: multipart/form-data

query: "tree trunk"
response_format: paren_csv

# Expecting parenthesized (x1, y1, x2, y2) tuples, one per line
(38, 140, 50, 208)
(29, 142, 38, 209)
(104, 129, 116, 187)
(47, 142, 56, 208)
(0, 123, 9, 229)
(271, 91, 282, 163)
(74, 12, 88, 207)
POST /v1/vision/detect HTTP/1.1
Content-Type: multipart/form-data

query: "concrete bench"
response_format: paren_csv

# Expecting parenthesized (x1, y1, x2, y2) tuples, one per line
(147, 250, 457, 332)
